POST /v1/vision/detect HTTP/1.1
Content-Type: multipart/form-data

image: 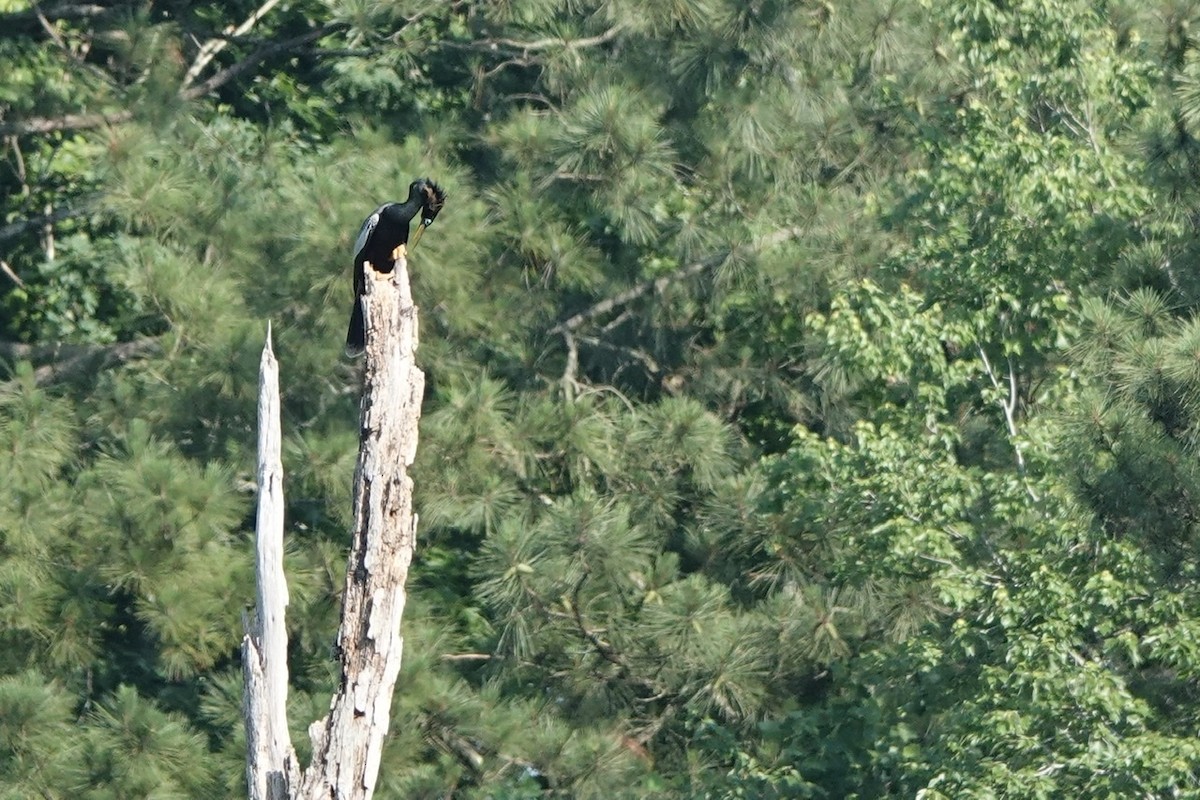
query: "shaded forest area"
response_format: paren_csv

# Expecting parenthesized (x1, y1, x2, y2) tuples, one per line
(3, 0, 1200, 796)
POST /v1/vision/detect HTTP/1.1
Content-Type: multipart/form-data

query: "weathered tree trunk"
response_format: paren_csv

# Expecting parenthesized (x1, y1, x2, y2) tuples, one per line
(244, 255, 424, 800)
(244, 323, 301, 799)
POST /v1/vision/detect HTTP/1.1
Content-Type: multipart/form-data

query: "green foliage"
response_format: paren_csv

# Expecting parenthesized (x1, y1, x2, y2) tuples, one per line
(4, 0, 1200, 796)
(890, 0, 1157, 365)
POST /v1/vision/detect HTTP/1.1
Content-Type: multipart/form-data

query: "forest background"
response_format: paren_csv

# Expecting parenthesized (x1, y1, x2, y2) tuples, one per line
(2, 0, 1200, 797)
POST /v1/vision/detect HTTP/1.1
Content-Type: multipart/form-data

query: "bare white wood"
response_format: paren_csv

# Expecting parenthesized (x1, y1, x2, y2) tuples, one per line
(244, 323, 300, 799)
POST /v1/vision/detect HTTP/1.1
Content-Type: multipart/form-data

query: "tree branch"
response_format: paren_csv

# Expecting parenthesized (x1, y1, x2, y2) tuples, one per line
(0, 2, 119, 36)
(548, 259, 713, 337)
(977, 345, 1039, 501)
(181, 23, 343, 101)
(560, 330, 579, 400)
(569, 574, 626, 671)
(548, 227, 802, 336)
(33, 2, 75, 58)
(0, 110, 133, 137)
(421, 714, 547, 786)
(576, 334, 661, 374)
(0, 199, 95, 244)
(182, 0, 283, 89)
(495, 23, 626, 53)
(0, 23, 345, 136)
(0, 336, 159, 386)
(439, 652, 493, 662)
(0, 260, 25, 288)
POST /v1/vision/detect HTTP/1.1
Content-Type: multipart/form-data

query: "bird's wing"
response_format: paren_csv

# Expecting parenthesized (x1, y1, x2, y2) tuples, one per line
(354, 204, 389, 260)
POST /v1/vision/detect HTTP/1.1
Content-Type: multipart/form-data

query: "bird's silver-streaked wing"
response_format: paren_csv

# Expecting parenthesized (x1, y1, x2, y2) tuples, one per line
(353, 204, 389, 260)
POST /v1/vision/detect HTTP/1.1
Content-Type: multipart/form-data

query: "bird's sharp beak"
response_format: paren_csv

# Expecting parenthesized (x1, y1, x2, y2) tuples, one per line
(409, 221, 427, 249)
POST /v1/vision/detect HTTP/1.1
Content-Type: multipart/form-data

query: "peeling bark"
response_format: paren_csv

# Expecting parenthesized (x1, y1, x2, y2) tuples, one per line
(244, 256, 424, 799)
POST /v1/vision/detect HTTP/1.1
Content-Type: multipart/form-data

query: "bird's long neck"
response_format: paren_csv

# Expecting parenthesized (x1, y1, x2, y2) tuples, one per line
(399, 186, 424, 220)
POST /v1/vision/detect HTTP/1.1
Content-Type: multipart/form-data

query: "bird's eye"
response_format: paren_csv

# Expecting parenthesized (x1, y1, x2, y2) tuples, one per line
(423, 217, 435, 227)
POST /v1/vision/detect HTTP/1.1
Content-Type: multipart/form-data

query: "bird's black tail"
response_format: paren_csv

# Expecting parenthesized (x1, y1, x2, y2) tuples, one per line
(345, 298, 365, 357)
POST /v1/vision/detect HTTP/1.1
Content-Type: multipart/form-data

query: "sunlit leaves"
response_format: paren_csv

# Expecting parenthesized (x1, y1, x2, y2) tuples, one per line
(894, 0, 1157, 364)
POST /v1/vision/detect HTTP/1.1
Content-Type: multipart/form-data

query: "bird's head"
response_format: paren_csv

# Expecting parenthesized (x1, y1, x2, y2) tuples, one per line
(408, 178, 447, 248)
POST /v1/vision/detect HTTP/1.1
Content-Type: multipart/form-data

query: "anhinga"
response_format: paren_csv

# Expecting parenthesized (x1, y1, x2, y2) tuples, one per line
(345, 178, 446, 356)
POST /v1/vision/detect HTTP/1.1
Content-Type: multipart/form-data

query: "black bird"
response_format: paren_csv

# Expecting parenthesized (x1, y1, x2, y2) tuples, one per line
(345, 178, 446, 356)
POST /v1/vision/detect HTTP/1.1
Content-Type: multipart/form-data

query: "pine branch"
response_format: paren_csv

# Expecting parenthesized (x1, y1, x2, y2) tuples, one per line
(181, 0, 283, 88)
(569, 574, 626, 671)
(0, 1, 123, 37)
(180, 23, 344, 101)
(0, 23, 345, 136)
(494, 22, 626, 53)
(631, 702, 677, 746)
(32, 2, 78, 60)
(439, 652, 493, 662)
(0, 337, 159, 386)
(0, 199, 96, 243)
(576, 334, 661, 374)
(422, 716, 546, 786)
(434, 22, 625, 57)
(0, 110, 133, 137)
(567, 574, 671, 705)
(548, 227, 803, 336)
(0, 260, 24, 288)
(548, 259, 713, 337)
